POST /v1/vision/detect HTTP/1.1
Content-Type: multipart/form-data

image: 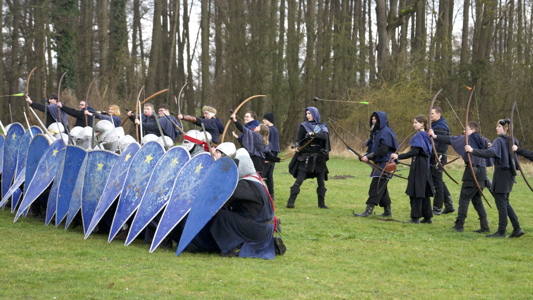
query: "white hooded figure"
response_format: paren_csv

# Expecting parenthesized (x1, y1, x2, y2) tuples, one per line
(95, 120, 125, 152)
(234, 148, 257, 179)
(181, 129, 212, 157)
(48, 122, 65, 137)
(69, 126, 83, 139)
(75, 126, 94, 149)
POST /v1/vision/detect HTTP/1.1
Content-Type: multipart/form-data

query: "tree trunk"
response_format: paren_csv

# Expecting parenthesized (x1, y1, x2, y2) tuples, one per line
(146, 0, 163, 96)
(97, 0, 108, 82)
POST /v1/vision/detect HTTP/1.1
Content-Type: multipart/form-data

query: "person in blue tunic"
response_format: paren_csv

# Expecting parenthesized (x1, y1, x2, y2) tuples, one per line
(391, 115, 434, 224)
(178, 105, 224, 144)
(430, 106, 455, 215)
(429, 121, 493, 233)
(230, 112, 271, 173)
(126, 103, 159, 136)
(25, 94, 68, 128)
(287, 107, 331, 209)
(354, 111, 398, 217)
(262, 113, 280, 201)
(137, 104, 181, 140)
(210, 148, 284, 259)
(466, 119, 525, 238)
(57, 100, 96, 127)
(84, 104, 122, 127)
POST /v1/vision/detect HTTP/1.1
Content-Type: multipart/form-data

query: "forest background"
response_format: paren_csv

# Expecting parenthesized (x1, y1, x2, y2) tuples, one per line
(0, 0, 532, 148)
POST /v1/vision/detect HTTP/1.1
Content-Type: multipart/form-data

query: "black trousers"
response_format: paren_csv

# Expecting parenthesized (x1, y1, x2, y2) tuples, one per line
(493, 192, 520, 234)
(432, 168, 451, 209)
(291, 170, 325, 194)
(457, 183, 487, 220)
(409, 196, 432, 219)
(366, 176, 391, 207)
(262, 161, 276, 196)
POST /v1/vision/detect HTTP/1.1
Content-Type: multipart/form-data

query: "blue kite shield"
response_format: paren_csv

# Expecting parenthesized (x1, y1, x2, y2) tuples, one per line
(176, 156, 238, 256)
(22, 135, 51, 216)
(85, 142, 141, 238)
(2, 123, 25, 204)
(126, 146, 190, 245)
(55, 146, 87, 226)
(44, 148, 67, 224)
(0, 126, 43, 210)
(14, 139, 65, 222)
(108, 141, 165, 242)
(149, 153, 214, 253)
(65, 156, 88, 230)
(0, 134, 5, 175)
(81, 150, 119, 236)
(45, 146, 86, 225)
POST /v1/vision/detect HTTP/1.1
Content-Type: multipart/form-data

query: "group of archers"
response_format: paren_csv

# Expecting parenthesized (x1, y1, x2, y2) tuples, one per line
(6, 89, 529, 260)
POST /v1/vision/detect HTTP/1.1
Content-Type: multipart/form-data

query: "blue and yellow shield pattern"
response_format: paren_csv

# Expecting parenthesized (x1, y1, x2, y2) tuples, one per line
(149, 153, 214, 253)
(126, 146, 190, 245)
(2, 123, 25, 203)
(176, 156, 238, 256)
(108, 141, 165, 242)
(85, 142, 141, 238)
(81, 150, 119, 236)
(65, 155, 88, 230)
(14, 139, 65, 222)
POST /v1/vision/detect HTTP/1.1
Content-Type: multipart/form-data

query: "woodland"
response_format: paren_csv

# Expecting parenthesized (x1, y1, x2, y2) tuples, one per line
(1, 0, 532, 147)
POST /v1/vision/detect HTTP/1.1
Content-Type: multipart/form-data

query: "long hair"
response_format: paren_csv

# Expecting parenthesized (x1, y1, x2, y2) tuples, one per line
(257, 124, 270, 145)
(415, 115, 428, 132)
(109, 104, 121, 117)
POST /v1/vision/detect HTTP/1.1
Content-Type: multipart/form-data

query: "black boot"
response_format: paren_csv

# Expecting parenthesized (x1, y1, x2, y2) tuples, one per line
(509, 228, 525, 238)
(377, 205, 392, 217)
(486, 232, 506, 238)
(286, 185, 300, 208)
(403, 218, 420, 224)
(473, 217, 490, 233)
(353, 204, 375, 217)
(421, 218, 432, 224)
(442, 196, 456, 214)
(452, 217, 465, 232)
(317, 187, 328, 209)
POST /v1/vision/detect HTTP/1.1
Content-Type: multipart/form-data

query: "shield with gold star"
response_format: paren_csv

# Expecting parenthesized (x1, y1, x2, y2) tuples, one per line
(2, 123, 25, 206)
(126, 146, 190, 246)
(0, 126, 42, 209)
(24, 135, 51, 198)
(15, 139, 65, 222)
(80, 149, 119, 235)
(176, 156, 238, 256)
(149, 153, 214, 252)
(85, 142, 141, 238)
(108, 141, 165, 242)
(48, 145, 86, 226)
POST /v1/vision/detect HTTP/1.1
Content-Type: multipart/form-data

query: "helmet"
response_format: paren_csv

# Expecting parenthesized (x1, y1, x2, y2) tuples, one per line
(215, 142, 236, 159)
(182, 130, 211, 152)
(156, 136, 174, 148)
(118, 135, 136, 152)
(70, 126, 83, 138)
(48, 122, 65, 135)
(142, 134, 159, 145)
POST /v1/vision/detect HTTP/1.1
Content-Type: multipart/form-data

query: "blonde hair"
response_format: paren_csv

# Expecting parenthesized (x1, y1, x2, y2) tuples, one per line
(109, 105, 121, 117)
(258, 124, 270, 145)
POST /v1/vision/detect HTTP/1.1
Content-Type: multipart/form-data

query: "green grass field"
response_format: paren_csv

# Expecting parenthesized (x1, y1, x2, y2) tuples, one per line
(1, 155, 532, 299)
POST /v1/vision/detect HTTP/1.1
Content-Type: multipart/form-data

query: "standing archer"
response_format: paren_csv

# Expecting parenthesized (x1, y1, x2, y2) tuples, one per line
(430, 106, 455, 215)
(287, 107, 331, 209)
(354, 111, 398, 217)
(391, 115, 434, 224)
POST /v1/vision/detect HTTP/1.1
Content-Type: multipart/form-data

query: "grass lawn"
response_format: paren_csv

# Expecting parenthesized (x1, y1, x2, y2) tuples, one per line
(1, 154, 532, 299)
